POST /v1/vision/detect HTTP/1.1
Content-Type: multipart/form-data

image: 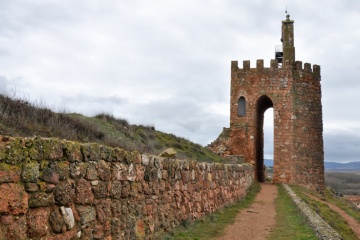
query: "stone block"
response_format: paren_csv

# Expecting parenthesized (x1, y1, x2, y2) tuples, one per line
(96, 160, 111, 181)
(60, 206, 75, 229)
(0, 183, 28, 215)
(62, 141, 82, 162)
(42, 163, 60, 184)
(76, 205, 96, 225)
(75, 178, 94, 204)
(54, 179, 75, 205)
(81, 143, 101, 162)
(21, 161, 39, 183)
(49, 208, 64, 233)
(1, 215, 27, 240)
(29, 192, 55, 207)
(26, 208, 49, 238)
(109, 180, 122, 199)
(92, 180, 109, 198)
(0, 163, 21, 183)
(95, 199, 112, 223)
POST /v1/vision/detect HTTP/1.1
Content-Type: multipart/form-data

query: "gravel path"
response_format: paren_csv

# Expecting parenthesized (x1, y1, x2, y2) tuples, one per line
(216, 183, 277, 240)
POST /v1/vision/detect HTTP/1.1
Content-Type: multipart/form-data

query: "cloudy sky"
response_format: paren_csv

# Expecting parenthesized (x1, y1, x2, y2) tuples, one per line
(1, 0, 359, 163)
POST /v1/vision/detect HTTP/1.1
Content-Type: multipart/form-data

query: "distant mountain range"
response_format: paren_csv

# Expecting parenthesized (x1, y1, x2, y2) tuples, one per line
(264, 159, 360, 172)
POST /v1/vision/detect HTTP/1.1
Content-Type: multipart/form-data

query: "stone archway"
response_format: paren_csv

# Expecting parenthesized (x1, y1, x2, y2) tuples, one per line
(255, 95, 273, 182)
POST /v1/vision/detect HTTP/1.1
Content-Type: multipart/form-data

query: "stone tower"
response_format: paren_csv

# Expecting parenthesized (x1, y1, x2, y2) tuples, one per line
(228, 15, 324, 191)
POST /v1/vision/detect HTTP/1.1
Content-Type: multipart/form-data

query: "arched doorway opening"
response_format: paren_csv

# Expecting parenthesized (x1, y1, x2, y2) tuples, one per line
(255, 95, 273, 182)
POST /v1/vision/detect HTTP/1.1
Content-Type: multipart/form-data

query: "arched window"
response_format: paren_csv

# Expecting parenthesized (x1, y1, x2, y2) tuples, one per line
(238, 96, 246, 117)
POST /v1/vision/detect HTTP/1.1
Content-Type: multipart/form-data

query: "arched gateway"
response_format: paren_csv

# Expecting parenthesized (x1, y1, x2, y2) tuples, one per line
(209, 15, 324, 191)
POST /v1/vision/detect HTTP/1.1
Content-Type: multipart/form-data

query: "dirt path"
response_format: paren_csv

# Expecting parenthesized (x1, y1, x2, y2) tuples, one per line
(304, 192, 360, 239)
(217, 183, 277, 240)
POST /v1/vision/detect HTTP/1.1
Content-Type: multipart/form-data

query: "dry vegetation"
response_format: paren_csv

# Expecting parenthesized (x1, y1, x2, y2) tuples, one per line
(0, 93, 224, 162)
(325, 172, 360, 195)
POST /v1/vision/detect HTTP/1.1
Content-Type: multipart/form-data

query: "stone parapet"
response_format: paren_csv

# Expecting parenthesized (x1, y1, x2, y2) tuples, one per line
(0, 135, 254, 239)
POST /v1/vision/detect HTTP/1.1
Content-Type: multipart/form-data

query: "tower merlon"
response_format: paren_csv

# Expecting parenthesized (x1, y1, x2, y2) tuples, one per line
(256, 59, 264, 70)
(232, 60, 283, 71)
(231, 61, 239, 70)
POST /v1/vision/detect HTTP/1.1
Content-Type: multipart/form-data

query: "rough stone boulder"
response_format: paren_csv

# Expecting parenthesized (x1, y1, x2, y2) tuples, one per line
(158, 148, 176, 158)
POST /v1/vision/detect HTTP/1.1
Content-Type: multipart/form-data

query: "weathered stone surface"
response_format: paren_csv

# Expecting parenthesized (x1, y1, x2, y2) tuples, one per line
(158, 148, 176, 158)
(2, 138, 27, 165)
(76, 206, 96, 225)
(27, 208, 49, 238)
(60, 206, 75, 229)
(92, 180, 109, 198)
(54, 180, 75, 205)
(42, 163, 60, 184)
(82, 143, 101, 161)
(112, 163, 128, 181)
(1, 215, 27, 240)
(24, 182, 39, 192)
(29, 191, 55, 207)
(85, 162, 98, 180)
(49, 208, 64, 233)
(95, 199, 112, 223)
(56, 161, 70, 180)
(21, 161, 39, 183)
(0, 183, 28, 214)
(75, 178, 94, 204)
(0, 136, 254, 239)
(62, 141, 82, 162)
(96, 160, 111, 181)
(69, 162, 85, 179)
(0, 163, 21, 183)
(109, 180, 122, 199)
(135, 219, 146, 238)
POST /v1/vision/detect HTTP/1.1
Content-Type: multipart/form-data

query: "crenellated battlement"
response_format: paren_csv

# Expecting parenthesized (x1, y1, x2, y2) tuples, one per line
(231, 59, 320, 75)
(225, 16, 324, 192)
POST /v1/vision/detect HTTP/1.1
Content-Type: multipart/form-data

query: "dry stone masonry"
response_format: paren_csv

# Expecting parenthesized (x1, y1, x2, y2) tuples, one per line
(0, 135, 253, 239)
(209, 15, 325, 192)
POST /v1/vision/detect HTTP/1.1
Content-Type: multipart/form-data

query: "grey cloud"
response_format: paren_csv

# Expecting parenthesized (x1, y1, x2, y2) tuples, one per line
(0, 0, 359, 163)
(324, 129, 360, 162)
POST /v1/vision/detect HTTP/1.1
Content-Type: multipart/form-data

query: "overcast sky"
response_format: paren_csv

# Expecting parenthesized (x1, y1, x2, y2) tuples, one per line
(1, 0, 359, 163)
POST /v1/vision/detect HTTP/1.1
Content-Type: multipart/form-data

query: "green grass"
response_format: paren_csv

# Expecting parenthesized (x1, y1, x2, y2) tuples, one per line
(268, 184, 317, 240)
(324, 188, 360, 224)
(161, 182, 261, 240)
(292, 185, 358, 240)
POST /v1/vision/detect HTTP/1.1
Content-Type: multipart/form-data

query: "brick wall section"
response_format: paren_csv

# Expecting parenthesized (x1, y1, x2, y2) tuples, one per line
(228, 60, 324, 191)
(0, 136, 254, 239)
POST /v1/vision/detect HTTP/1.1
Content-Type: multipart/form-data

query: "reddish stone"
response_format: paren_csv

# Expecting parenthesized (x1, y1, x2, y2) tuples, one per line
(95, 199, 112, 223)
(3, 215, 27, 240)
(46, 228, 78, 240)
(96, 160, 111, 181)
(109, 180, 122, 199)
(42, 162, 61, 184)
(26, 208, 49, 238)
(75, 179, 94, 204)
(0, 163, 20, 183)
(49, 208, 64, 233)
(70, 204, 80, 222)
(54, 180, 75, 205)
(135, 219, 145, 238)
(0, 183, 28, 215)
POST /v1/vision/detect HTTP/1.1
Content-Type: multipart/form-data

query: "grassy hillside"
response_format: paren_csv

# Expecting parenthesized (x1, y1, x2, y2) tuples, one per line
(0, 94, 224, 162)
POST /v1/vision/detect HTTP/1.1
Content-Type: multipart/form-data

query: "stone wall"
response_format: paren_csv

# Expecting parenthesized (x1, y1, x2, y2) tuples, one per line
(0, 136, 254, 239)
